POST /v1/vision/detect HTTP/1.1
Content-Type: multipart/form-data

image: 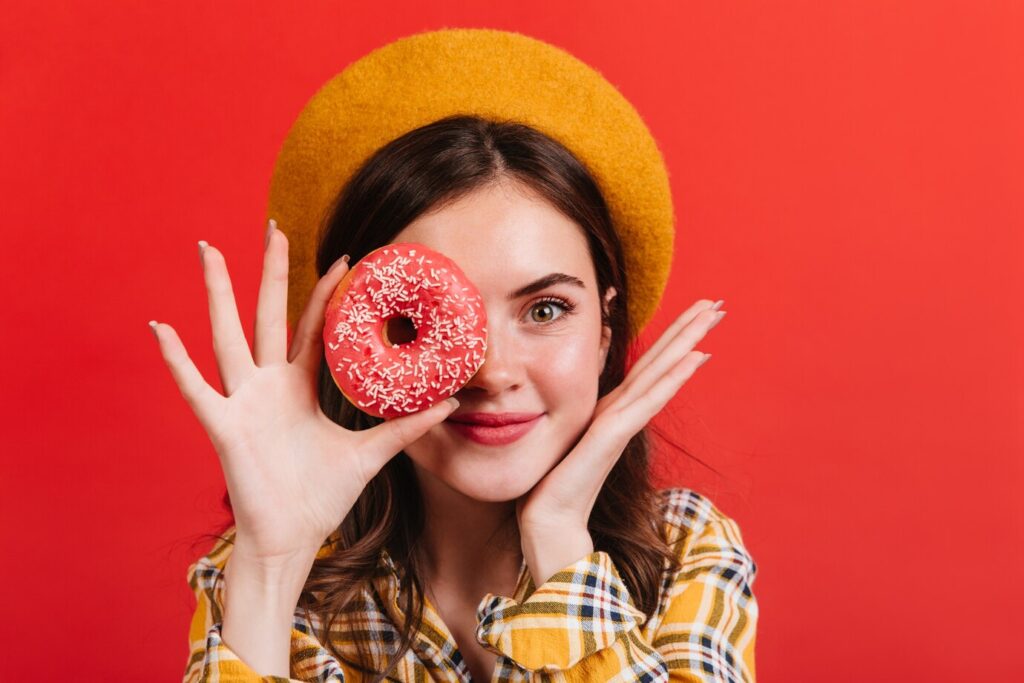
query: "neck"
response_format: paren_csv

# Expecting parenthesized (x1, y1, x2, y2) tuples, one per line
(411, 464, 523, 594)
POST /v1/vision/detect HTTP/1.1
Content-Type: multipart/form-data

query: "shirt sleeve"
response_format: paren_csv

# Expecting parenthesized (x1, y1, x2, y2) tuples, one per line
(651, 509, 759, 682)
(182, 532, 350, 683)
(474, 507, 758, 682)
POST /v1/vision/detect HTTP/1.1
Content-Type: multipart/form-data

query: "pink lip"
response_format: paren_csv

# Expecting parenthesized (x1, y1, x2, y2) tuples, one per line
(445, 412, 544, 445)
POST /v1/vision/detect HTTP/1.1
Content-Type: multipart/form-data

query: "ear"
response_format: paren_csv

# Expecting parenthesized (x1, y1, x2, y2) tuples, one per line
(599, 287, 618, 367)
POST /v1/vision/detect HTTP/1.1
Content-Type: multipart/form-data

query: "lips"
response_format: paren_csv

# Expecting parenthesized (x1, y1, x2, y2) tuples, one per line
(447, 412, 542, 426)
(445, 412, 544, 445)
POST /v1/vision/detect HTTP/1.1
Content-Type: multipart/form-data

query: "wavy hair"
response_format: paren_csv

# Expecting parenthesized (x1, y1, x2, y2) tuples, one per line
(209, 114, 684, 680)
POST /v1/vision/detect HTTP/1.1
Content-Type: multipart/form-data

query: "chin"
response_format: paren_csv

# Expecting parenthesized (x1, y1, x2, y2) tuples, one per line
(456, 469, 538, 502)
(410, 449, 552, 503)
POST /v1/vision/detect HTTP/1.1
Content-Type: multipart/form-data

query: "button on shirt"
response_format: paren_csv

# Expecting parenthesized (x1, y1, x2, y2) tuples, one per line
(183, 487, 758, 682)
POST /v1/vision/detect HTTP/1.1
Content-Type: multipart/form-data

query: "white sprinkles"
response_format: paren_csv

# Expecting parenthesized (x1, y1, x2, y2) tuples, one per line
(325, 246, 488, 416)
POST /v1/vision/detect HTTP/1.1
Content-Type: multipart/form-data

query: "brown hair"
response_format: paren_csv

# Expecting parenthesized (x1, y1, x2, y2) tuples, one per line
(212, 114, 684, 680)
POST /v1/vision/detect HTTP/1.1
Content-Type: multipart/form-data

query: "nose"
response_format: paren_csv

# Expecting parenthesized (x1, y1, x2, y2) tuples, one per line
(459, 324, 523, 396)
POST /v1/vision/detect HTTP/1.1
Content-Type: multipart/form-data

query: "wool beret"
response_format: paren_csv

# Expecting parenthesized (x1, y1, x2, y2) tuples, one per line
(267, 27, 674, 337)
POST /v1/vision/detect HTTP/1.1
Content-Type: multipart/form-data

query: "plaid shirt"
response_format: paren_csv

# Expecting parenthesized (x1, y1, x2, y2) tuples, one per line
(184, 488, 758, 682)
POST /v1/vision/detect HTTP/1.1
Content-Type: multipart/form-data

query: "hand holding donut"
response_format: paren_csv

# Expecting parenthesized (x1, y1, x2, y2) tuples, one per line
(150, 221, 459, 564)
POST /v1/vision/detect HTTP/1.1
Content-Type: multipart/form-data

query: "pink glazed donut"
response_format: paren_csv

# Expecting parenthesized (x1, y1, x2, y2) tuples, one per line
(323, 243, 488, 418)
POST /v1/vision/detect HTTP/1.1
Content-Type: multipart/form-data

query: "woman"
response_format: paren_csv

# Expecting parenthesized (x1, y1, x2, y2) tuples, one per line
(158, 31, 758, 683)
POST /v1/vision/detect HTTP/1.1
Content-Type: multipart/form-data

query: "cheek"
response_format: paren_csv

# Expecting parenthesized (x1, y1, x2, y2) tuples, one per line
(529, 329, 603, 410)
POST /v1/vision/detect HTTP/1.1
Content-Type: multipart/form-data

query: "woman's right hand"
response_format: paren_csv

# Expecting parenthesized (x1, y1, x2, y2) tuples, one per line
(151, 220, 458, 563)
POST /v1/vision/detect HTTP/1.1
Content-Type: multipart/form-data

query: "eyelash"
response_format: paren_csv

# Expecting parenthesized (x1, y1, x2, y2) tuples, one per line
(526, 296, 578, 325)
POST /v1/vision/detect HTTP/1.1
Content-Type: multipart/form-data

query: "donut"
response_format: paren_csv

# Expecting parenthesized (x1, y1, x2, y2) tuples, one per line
(323, 243, 488, 418)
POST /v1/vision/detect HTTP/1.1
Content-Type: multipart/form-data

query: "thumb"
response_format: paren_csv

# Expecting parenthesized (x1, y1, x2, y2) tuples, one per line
(362, 397, 460, 464)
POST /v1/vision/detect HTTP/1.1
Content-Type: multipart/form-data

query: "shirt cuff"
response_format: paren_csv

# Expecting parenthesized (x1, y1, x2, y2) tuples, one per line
(198, 620, 292, 681)
(200, 620, 346, 682)
(474, 550, 648, 673)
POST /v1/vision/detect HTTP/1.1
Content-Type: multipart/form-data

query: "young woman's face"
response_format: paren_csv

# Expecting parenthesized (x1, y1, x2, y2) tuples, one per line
(389, 179, 615, 503)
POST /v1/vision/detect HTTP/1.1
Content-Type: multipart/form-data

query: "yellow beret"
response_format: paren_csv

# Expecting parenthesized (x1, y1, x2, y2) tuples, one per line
(267, 28, 674, 337)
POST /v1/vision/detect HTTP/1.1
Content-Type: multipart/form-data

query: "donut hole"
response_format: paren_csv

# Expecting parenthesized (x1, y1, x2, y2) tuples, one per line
(382, 316, 417, 347)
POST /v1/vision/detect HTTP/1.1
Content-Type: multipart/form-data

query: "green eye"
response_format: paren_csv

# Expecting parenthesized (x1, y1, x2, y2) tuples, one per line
(527, 297, 576, 324)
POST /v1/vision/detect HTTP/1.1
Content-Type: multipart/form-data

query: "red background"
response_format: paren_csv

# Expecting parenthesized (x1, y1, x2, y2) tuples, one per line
(2, 1, 1021, 680)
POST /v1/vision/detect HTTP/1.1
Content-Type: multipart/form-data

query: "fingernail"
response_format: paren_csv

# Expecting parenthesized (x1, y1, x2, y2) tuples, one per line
(711, 299, 725, 311)
(198, 240, 208, 267)
(699, 353, 712, 366)
(265, 219, 276, 250)
(327, 254, 349, 273)
(445, 397, 460, 411)
(709, 310, 726, 329)
(148, 320, 159, 340)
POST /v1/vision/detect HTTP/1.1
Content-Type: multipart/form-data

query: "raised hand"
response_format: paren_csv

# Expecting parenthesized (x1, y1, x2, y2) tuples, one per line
(150, 220, 459, 562)
(515, 298, 726, 584)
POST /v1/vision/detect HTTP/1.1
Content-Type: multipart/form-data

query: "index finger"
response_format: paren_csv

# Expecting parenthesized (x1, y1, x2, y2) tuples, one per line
(620, 299, 722, 390)
(288, 253, 351, 375)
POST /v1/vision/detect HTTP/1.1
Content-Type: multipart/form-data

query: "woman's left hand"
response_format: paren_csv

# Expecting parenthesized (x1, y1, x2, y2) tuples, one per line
(515, 298, 727, 584)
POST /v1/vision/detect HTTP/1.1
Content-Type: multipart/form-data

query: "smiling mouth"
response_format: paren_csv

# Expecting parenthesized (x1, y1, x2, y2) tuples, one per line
(444, 414, 544, 446)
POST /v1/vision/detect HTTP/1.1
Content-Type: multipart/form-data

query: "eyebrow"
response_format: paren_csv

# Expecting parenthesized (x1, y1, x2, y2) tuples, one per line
(508, 273, 586, 300)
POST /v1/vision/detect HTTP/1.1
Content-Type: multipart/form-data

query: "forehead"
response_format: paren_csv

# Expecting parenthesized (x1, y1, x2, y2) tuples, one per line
(391, 180, 595, 290)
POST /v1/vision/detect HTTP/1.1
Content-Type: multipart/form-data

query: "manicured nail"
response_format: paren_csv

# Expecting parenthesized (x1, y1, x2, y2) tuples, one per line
(148, 320, 159, 340)
(327, 254, 349, 273)
(709, 310, 726, 329)
(699, 353, 712, 366)
(198, 240, 208, 267)
(265, 219, 276, 250)
(445, 397, 460, 411)
(711, 299, 725, 311)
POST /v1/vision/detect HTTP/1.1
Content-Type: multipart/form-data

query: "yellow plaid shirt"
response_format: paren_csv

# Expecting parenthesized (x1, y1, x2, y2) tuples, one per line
(183, 488, 758, 682)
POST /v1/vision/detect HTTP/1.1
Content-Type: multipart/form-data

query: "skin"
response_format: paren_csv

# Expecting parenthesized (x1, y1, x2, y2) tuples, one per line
(388, 178, 726, 681)
(392, 179, 612, 569)
(150, 177, 726, 679)
(389, 180, 617, 679)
